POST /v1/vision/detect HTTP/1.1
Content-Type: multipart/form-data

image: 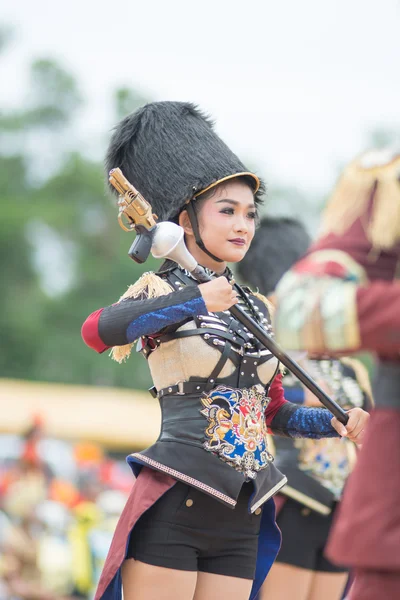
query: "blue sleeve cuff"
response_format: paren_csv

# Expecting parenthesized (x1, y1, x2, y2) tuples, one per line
(286, 406, 339, 439)
(126, 291, 207, 343)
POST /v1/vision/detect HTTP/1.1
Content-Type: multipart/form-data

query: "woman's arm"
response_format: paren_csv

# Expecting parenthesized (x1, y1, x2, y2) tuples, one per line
(81, 286, 207, 353)
(265, 373, 369, 443)
(265, 374, 339, 438)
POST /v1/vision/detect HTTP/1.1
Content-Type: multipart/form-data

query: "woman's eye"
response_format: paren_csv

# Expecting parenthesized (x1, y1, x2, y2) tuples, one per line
(248, 212, 257, 220)
(220, 208, 235, 215)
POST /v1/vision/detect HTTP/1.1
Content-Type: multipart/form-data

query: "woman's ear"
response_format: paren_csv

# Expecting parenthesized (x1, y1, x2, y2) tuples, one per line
(179, 209, 194, 237)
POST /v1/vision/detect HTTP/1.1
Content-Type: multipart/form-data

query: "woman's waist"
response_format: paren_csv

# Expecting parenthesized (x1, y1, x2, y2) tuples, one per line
(157, 383, 271, 434)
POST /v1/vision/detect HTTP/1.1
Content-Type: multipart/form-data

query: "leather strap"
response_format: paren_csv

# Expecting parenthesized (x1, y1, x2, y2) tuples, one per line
(157, 380, 211, 398)
(204, 340, 232, 391)
(159, 327, 248, 346)
(185, 202, 224, 263)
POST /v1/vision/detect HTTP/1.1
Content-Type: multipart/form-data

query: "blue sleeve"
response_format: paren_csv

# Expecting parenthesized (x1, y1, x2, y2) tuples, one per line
(98, 285, 208, 346)
(270, 403, 340, 439)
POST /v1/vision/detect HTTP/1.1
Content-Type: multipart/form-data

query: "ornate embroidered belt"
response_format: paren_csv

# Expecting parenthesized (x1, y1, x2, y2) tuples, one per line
(158, 384, 274, 479)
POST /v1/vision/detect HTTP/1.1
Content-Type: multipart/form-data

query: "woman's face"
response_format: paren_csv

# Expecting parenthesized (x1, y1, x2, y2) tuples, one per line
(194, 179, 257, 263)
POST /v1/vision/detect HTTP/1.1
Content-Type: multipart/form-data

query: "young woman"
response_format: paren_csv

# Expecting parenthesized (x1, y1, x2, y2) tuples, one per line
(238, 217, 373, 600)
(81, 102, 369, 600)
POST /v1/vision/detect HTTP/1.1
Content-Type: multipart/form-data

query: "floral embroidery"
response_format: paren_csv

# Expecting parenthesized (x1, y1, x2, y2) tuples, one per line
(200, 385, 273, 478)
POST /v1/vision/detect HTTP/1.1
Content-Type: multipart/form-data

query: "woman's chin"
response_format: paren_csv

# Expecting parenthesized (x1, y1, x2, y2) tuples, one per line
(216, 246, 248, 264)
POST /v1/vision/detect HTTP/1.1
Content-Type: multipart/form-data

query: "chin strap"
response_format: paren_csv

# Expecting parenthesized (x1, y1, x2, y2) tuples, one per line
(185, 201, 224, 263)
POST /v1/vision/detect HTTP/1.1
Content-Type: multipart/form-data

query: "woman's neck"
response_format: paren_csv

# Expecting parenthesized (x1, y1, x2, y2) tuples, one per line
(186, 239, 226, 274)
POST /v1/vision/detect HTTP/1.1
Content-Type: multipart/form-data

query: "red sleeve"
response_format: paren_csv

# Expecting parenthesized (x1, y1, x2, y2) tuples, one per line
(81, 308, 110, 353)
(265, 373, 288, 427)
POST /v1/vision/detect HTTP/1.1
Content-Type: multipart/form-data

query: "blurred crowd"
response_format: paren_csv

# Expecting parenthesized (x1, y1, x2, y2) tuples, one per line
(0, 416, 132, 600)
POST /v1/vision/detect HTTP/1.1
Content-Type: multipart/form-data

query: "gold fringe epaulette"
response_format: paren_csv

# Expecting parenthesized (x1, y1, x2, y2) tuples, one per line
(252, 291, 275, 318)
(321, 153, 400, 251)
(111, 272, 174, 363)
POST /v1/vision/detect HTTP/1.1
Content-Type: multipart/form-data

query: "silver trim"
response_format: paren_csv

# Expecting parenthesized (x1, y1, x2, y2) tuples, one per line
(200, 315, 226, 324)
(130, 453, 237, 507)
(176, 380, 185, 395)
(250, 476, 288, 513)
(201, 322, 229, 333)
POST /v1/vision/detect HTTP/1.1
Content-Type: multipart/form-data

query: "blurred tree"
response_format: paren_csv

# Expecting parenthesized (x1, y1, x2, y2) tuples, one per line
(368, 128, 399, 149)
(0, 59, 82, 133)
(0, 46, 155, 389)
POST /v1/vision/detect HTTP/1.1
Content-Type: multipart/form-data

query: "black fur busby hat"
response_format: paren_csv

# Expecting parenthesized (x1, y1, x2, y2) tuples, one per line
(106, 101, 263, 222)
(237, 217, 311, 295)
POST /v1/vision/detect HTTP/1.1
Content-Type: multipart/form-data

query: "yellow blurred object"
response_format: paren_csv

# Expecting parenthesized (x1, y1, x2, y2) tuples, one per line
(69, 502, 102, 596)
(0, 378, 161, 450)
(74, 442, 104, 465)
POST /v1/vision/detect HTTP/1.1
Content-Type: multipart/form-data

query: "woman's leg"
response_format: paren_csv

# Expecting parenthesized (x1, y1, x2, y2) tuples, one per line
(258, 563, 314, 600)
(307, 571, 348, 600)
(193, 571, 253, 600)
(121, 559, 198, 600)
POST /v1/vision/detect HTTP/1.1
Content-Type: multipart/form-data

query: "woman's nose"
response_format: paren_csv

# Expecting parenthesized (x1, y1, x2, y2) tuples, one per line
(234, 217, 248, 233)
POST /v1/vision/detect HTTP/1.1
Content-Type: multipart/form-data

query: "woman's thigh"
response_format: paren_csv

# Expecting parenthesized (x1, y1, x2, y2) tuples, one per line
(194, 571, 253, 600)
(122, 559, 197, 600)
(307, 571, 348, 600)
(259, 563, 314, 600)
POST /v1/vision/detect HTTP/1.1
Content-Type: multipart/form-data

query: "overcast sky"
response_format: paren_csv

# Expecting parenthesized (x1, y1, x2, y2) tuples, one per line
(1, 0, 400, 201)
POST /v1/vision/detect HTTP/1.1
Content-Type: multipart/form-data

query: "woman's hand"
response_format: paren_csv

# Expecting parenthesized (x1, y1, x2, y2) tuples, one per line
(331, 407, 370, 446)
(199, 277, 238, 313)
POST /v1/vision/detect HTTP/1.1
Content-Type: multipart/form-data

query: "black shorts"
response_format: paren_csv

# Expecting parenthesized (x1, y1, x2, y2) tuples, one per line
(126, 480, 262, 579)
(276, 498, 348, 573)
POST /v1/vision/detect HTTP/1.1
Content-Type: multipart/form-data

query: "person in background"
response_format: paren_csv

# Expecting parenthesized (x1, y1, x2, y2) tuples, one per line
(237, 217, 373, 600)
(274, 148, 400, 600)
